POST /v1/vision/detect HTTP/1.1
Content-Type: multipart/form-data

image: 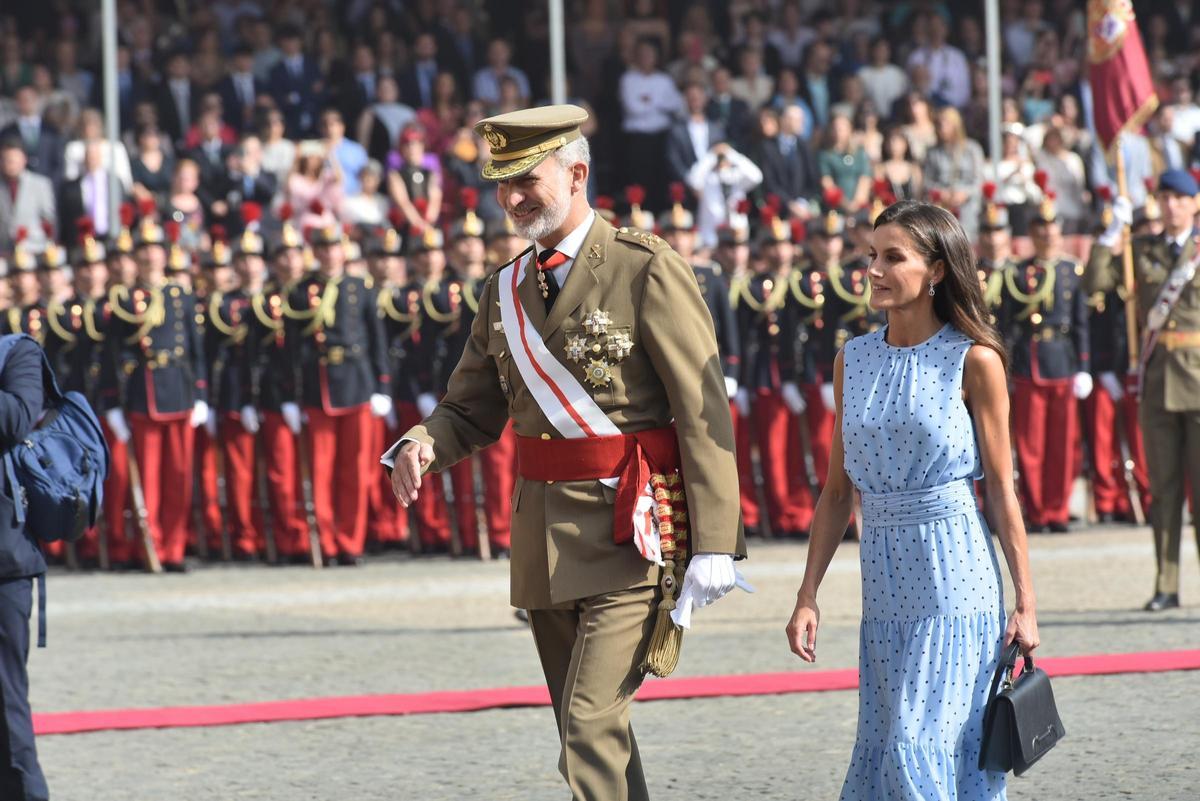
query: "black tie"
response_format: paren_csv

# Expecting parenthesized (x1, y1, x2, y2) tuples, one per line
(1170, 239, 1183, 260)
(536, 249, 567, 313)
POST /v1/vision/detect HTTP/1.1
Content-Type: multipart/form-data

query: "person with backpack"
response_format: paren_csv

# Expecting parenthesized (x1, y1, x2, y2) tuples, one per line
(0, 334, 50, 801)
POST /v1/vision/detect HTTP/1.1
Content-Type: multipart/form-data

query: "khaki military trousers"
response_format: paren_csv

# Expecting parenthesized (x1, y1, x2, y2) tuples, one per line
(1139, 399, 1200, 594)
(528, 586, 657, 801)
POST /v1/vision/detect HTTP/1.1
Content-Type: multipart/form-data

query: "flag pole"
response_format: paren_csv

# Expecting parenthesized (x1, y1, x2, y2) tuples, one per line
(1113, 137, 1140, 369)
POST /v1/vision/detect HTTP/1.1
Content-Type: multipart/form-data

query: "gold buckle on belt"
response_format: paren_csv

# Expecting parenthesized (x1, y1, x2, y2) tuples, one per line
(325, 345, 345, 365)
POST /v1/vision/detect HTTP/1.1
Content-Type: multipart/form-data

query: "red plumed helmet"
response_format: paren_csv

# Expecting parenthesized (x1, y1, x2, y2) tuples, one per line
(308, 199, 324, 215)
(119, 202, 135, 228)
(41, 219, 54, 238)
(736, 198, 750, 214)
(759, 206, 776, 225)
(823, 185, 844, 209)
(1144, 177, 1156, 192)
(76, 216, 94, 237)
(459, 186, 479, 211)
(279, 202, 294, 221)
(137, 197, 157, 219)
(241, 201, 262, 225)
(164, 220, 181, 243)
(14, 226, 26, 243)
(595, 195, 615, 211)
(210, 224, 227, 243)
(1033, 169, 1048, 190)
(1190, 167, 1200, 185)
(929, 188, 944, 204)
(1096, 184, 1113, 202)
(413, 197, 428, 215)
(764, 193, 781, 212)
(669, 182, 686, 204)
(387, 207, 405, 228)
(790, 218, 805, 242)
(981, 181, 997, 201)
(624, 184, 645, 207)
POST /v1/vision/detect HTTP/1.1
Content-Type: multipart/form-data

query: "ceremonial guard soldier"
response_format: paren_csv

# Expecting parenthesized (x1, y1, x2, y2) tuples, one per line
(1088, 169, 1200, 611)
(364, 216, 411, 551)
(386, 106, 745, 801)
(732, 209, 812, 536)
(246, 213, 312, 562)
(101, 213, 210, 571)
(188, 227, 228, 557)
(281, 223, 391, 566)
(1004, 192, 1092, 532)
(1, 232, 46, 340)
(977, 183, 1014, 330)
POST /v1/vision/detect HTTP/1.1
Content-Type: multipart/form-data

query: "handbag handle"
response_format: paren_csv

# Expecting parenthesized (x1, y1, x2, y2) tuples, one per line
(990, 641, 1035, 694)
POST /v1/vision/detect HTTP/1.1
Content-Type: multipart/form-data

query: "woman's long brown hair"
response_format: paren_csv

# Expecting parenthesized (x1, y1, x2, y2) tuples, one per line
(873, 200, 1009, 373)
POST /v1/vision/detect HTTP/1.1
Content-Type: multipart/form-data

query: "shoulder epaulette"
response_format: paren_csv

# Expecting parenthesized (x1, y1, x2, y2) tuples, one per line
(615, 226, 668, 252)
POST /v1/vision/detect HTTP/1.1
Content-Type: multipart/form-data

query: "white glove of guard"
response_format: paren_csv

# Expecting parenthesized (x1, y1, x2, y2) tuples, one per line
(670, 553, 755, 630)
(104, 408, 131, 444)
(724, 376, 739, 400)
(734, 388, 751, 417)
(1098, 195, 1133, 248)
(1099, 371, 1124, 402)
(281, 402, 303, 435)
(1072, 371, 1094, 400)
(416, 392, 438, 418)
(820, 382, 836, 412)
(384, 408, 398, 430)
(191, 400, 210, 429)
(369, 392, 393, 418)
(240, 405, 261, 434)
(781, 381, 807, 414)
(204, 413, 217, 437)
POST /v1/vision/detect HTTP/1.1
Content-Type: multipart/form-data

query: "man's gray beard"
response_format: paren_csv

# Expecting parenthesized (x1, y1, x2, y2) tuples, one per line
(510, 183, 571, 241)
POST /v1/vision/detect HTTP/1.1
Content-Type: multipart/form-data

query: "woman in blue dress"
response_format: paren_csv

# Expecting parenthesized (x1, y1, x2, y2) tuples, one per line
(786, 200, 1040, 800)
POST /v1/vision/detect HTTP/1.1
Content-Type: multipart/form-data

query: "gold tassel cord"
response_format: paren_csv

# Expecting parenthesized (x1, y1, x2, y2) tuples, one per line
(641, 472, 689, 678)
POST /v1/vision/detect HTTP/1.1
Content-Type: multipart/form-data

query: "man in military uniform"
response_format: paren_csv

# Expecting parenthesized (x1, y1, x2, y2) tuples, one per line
(1088, 169, 1200, 610)
(386, 106, 745, 801)
(1, 234, 45, 340)
(977, 186, 1014, 330)
(1004, 193, 1092, 533)
(282, 223, 391, 566)
(100, 214, 210, 571)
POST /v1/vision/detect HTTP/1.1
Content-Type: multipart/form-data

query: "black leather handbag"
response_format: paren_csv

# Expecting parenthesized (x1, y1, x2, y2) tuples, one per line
(979, 642, 1066, 776)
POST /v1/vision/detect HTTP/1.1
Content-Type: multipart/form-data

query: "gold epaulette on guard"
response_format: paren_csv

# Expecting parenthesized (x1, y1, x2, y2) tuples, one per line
(615, 226, 667, 252)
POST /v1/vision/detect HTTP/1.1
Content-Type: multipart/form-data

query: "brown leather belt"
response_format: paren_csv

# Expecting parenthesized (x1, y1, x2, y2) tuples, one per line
(1159, 330, 1200, 351)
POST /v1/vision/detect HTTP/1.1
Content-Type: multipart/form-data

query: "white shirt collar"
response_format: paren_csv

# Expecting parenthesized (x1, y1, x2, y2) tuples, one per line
(535, 211, 596, 262)
(1168, 228, 1191, 248)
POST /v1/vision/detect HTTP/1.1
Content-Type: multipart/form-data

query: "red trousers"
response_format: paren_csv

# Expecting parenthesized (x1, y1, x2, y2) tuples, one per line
(1085, 386, 1151, 516)
(306, 405, 371, 558)
(102, 420, 136, 564)
(194, 427, 224, 553)
(219, 415, 263, 556)
(733, 401, 760, 530)
(802, 383, 835, 490)
(367, 417, 409, 544)
(396, 401, 450, 547)
(261, 411, 311, 557)
(1013, 378, 1076, 526)
(129, 414, 195, 565)
(752, 390, 814, 533)
(474, 422, 516, 550)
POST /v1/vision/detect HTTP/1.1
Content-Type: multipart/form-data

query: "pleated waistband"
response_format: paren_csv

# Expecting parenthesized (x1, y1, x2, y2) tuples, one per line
(860, 479, 977, 527)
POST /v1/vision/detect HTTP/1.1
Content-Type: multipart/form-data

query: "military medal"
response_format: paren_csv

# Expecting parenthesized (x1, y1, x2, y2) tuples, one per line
(582, 309, 611, 336)
(585, 359, 613, 387)
(606, 331, 633, 361)
(537, 270, 550, 299)
(565, 334, 587, 362)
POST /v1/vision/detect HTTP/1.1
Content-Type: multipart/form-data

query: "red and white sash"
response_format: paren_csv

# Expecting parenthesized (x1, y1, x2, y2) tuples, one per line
(497, 252, 663, 564)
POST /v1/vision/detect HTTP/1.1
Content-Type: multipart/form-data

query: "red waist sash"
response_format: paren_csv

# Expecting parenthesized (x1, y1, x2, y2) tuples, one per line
(516, 426, 681, 546)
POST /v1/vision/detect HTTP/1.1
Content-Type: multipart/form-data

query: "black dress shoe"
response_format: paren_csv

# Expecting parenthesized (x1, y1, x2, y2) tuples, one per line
(110, 560, 138, 572)
(337, 554, 364, 567)
(1098, 512, 1116, 524)
(513, 608, 529, 623)
(1144, 593, 1180, 612)
(323, 555, 340, 568)
(491, 547, 511, 560)
(743, 526, 761, 539)
(1047, 522, 1070, 534)
(162, 561, 190, 573)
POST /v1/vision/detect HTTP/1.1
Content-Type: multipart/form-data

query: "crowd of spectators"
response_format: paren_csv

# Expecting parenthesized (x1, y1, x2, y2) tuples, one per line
(4, 0, 1200, 257)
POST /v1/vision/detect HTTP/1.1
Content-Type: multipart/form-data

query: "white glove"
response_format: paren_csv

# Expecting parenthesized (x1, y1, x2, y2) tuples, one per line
(1098, 195, 1133, 248)
(416, 392, 438, 418)
(820, 383, 836, 412)
(781, 381, 807, 414)
(190, 400, 210, 429)
(724, 376, 738, 400)
(734, 388, 751, 417)
(669, 554, 755, 630)
(370, 392, 393, 418)
(104, 408, 131, 444)
(281, 402, 303, 434)
(1099, 371, 1124, 402)
(240, 405, 261, 434)
(1072, 371, 1094, 400)
(204, 413, 217, 437)
(384, 408, 398, 430)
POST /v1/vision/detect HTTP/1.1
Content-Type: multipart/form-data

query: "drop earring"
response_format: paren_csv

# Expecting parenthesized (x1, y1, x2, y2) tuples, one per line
(928, 280, 936, 297)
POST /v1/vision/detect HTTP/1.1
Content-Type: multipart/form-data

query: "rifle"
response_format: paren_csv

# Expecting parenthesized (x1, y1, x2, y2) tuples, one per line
(1115, 383, 1147, 526)
(256, 432, 278, 564)
(471, 457, 491, 561)
(126, 445, 163, 573)
(295, 423, 324, 568)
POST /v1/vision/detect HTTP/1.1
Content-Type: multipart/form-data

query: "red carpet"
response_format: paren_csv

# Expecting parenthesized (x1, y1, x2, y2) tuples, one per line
(34, 648, 1200, 736)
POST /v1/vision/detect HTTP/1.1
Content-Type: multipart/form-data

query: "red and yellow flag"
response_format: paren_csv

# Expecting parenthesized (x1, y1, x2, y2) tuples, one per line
(1087, 0, 1157, 155)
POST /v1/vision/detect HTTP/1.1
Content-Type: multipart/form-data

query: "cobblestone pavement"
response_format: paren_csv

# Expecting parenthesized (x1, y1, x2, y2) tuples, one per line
(30, 525, 1200, 800)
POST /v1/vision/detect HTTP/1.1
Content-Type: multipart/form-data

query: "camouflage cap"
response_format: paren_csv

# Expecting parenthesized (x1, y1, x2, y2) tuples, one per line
(475, 104, 588, 181)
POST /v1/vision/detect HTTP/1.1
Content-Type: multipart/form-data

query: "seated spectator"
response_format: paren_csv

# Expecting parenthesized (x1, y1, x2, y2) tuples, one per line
(286, 141, 343, 231)
(799, 40, 835, 129)
(989, 125, 1040, 235)
(770, 69, 814, 136)
(817, 109, 872, 213)
(416, 72, 465, 156)
(707, 66, 753, 152)
(1035, 126, 1088, 235)
(268, 25, 325, 138)
(757, 104, 818, 220)
(166, 158, 206, 249)
(730, 46, 774, 112)
(768, 1, 816, 71)
(183, 94, 237, 151)
(355, 76, 417, 164)
(400, 32, 444, 110)
(54, 38, 95, 109)
(215, 134, 278, 230)
(899, 92, 938, 163)
(667, 81, 725, 186)
(0, 136, 57, 253)
(341, 160, 389, 228)
(130, 126, 174, 204)
(63, 108, 133, 191)
(924, 106, 985, 240)
(60, 138, 129, 242)
(906, 12, 970, 108)
(472, 38, 530, 107)
(217, 46, 268, 133)
(855, 102, 884, 164)
(387, 126, 441, 232)
(0, 30, 33, 96)
(876, 126, 923, 202)
(0, 85, 64, 183)
(259, 108, 296, 189)
(619, 36, 683, 210)
(320, 108, 368, 197)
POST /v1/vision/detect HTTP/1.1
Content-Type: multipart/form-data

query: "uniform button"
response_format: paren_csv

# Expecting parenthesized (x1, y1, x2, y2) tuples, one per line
(540, 433, 551, 440)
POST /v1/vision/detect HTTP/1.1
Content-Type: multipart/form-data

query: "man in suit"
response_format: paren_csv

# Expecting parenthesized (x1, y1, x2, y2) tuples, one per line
(706, 66, 752, 152)
(207, 134, 277, 232)
(216, 47, 266, 134)
(155, 52, 200, 150)
(59, 139, 127, 245)
(1088, 169, 1200, 611)
(0, 334, 50, 801)
(0, 86, 63, 184)
(758, 104, 818, 218)
(666, 81, 725, 186)
(268, 26, 325, 139)
(399, 32, 442, 111)
(334, 43, 379, 133)
(0, 138, 57, 254)
(385, 106, 746, 801)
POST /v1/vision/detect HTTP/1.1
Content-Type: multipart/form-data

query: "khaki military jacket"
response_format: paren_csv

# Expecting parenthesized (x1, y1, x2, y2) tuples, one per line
(1086, 234, 1200, 412)
(402, 215, 746, 609)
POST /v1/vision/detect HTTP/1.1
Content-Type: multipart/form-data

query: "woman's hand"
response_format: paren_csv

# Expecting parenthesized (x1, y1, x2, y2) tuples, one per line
(786, 593, 820, 663)
(1004, 606, 1040, 656)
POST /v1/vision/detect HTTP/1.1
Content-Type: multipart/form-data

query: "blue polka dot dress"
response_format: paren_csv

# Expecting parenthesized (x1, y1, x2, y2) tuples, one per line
(838, 323, 1007, 801)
